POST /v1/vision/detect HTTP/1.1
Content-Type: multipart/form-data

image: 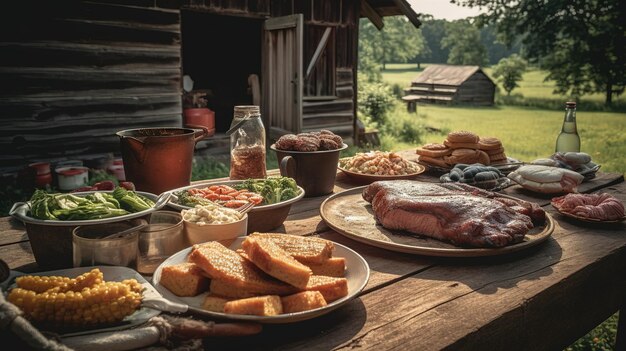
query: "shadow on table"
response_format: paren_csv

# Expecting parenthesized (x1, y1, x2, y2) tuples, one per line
(203, 298, 368, 350)
(406, 234, 564, 295)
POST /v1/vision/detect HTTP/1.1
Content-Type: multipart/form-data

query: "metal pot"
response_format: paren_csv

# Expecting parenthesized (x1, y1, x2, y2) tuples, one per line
(116, 128, 208, 195)
(183, 108, 216, 137)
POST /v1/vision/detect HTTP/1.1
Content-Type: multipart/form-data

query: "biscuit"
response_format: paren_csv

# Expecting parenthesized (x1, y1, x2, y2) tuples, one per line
(477, 137, 503, 151)
(477, 150, 491, 165)
(443, 139, 479, 150)
(485, 147, 505, 156)
(489, 152, 508, 162)
(416, 143, 452, 158)
(446, 130, 479, 144)
(418, 155, 449, 168)
(444, 148, 485, 165)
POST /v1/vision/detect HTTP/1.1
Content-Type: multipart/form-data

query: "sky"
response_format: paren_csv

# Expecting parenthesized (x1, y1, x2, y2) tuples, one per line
(407, 0, 485, 20)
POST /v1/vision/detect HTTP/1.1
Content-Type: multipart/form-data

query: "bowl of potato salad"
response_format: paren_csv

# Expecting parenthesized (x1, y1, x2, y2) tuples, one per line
(338, 151, 425, 184)
(182, 203, 248, 246)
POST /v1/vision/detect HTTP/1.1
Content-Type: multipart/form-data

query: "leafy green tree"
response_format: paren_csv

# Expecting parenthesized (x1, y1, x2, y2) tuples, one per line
(380, 17, 425, 69)
(359, 16, 424, 74)
(417, 16, 450, 64)
(492, 54, 528, 95)
(455, 0, 626, 105)
(358, 19, 385, 81)
(441, 20, 488, 66)
(479, 25, 522, 64)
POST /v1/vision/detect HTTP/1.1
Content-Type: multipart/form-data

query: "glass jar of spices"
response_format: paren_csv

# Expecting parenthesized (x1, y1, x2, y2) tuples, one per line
(228, 105, 267, 180)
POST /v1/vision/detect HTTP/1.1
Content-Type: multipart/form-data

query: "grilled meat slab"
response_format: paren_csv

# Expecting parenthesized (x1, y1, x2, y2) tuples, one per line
(362, 181, 545, 248)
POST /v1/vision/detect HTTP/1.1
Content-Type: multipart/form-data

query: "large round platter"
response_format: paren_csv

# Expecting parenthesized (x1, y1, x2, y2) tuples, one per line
(338, 157, 425, 184)
(3, 266, 161, 337)
(9, 191, 166, 226)
(320, 186, 554, 257)
(152, 237, 370, 324)
(165, 179, 305, 212)
(551, 204, 626, 224)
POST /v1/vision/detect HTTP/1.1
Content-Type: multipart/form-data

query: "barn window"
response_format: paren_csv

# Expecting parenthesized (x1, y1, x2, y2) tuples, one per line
(304, 25, 336, 98)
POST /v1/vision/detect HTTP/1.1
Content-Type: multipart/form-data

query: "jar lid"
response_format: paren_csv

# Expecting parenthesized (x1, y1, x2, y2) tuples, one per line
(566, 101, 576, 108)
(233, 105, 260, 119)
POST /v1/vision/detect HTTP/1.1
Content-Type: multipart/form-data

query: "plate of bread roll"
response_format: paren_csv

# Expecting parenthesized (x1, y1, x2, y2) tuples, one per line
(152, 233, 370, 323)
(416, 131, 522, 174)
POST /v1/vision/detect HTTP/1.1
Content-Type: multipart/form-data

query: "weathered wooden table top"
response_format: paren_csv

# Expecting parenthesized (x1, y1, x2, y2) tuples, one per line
(1, 155, 625, 351)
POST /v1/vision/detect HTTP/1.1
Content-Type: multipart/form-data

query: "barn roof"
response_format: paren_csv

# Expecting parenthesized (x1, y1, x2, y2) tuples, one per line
(411, 65, 493, 86)
(361, 0, 422, 30)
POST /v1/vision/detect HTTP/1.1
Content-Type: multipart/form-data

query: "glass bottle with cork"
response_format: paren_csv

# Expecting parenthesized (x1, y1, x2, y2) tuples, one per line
(228, 105, 267, 180)
(555, 101, 580, 153)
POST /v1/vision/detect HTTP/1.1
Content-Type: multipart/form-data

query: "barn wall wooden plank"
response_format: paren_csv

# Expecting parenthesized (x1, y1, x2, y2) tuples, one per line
(0, 42, 179, 68)
(0, 0, 182, 173)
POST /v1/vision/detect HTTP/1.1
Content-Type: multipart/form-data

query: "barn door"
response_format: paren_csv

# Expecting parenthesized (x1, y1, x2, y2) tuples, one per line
(262, 14, 303, 139)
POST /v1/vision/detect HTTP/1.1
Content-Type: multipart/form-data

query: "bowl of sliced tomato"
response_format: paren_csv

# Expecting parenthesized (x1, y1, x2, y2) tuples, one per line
(166, 177, 304, 233)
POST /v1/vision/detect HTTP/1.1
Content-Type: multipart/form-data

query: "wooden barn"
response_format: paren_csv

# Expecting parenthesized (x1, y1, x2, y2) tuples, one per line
(403, 65, 495, 107)
(0, 0, 421, 174)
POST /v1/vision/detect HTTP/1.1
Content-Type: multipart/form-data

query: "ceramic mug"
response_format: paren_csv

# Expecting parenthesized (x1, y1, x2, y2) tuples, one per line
(271, 143, 347, 197)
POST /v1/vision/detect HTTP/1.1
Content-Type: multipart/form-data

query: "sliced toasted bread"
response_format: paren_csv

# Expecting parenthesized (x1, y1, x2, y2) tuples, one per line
(201, 294, 233, 313)
(189, 241, 294, 295)
(305, 275, 348, 302)
(223, 295, 283, 316)
(249, 233, 333, 264)
(159, 262, 209, 297)
(241, 242, 345, 277)
(281, 291, 327, 313)
(209, 279, 298, 299)
(303, 257, 346, 277)
(242, 236, 312, 288)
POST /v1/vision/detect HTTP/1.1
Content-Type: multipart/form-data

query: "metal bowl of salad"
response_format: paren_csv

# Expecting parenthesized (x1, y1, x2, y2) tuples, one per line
(9, 187, 170, 269)
(166, 177, 305, 233)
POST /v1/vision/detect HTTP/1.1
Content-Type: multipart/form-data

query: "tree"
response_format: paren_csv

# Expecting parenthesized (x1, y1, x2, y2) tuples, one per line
(418, 17, 450, 64)
(441, 20, 488, 66)
(380, 17, 425, 69)
(455, 0, 626, 105)
(479, 25, 522, 64)
(492, 54, 528, 95)
(358, 19, 385, 82)
(359, 16, 425, 72)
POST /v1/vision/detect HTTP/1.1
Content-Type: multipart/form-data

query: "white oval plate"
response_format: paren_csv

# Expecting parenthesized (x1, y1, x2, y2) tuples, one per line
(152, 237, 370, 324)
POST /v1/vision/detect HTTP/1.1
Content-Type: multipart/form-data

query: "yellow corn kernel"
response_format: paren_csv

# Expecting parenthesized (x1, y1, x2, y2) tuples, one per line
(15, 269, 104, 294)
(15, 275, 71, 293)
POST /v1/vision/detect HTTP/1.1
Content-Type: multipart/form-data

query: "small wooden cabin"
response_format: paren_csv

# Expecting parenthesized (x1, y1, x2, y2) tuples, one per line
(404, 65, 495, 106)
(0, 0, 421, 174)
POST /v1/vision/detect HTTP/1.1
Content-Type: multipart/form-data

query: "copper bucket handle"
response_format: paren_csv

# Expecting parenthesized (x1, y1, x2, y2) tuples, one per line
(188, 126, 210, 142)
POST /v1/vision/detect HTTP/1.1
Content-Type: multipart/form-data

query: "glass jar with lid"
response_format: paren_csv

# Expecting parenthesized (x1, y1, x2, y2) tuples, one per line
(229, 105, 267, 180)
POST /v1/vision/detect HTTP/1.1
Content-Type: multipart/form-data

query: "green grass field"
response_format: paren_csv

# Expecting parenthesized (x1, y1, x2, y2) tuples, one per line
(380, 63, 624, 351)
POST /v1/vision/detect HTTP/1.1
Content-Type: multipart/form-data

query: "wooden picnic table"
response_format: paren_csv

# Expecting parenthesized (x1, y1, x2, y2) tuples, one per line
(1, 150, 625, 350)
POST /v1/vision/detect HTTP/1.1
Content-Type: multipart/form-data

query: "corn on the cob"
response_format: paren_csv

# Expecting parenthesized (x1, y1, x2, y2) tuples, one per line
(15, 268, 104, 293)
(8, 269, 143, 328)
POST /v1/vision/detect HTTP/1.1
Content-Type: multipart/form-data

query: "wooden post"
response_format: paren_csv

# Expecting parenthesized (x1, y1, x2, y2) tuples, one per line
(407, 101, 416, 113)
(402, 95, 419, 113)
